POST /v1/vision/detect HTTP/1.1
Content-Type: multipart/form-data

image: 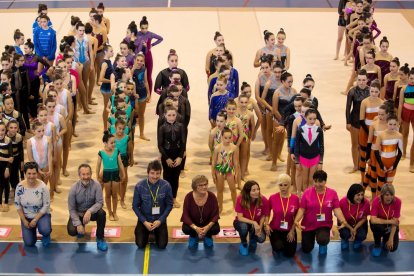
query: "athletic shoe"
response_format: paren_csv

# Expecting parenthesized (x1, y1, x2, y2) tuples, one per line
(41, 235, 51, 247)
(353, 240, 362, 250)
(239, 243, 249, 256)
(188, 237, 199, 250)
(372, 246, 382, 257)
(249, 239, 257, 252)
(203, 237, 214, 248)
(341, 239, 349, 250)
(319, 245, 328, 255)
(97, 239, 108, 251)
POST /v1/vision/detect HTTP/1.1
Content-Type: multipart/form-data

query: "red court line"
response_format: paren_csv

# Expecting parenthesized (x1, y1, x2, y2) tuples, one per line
(18, 244, 26, 257)
(0, 243, 14, 260)
(293, 255, 310, 273)
(35, 267, 45, 274)
(248, 267, 259, 274)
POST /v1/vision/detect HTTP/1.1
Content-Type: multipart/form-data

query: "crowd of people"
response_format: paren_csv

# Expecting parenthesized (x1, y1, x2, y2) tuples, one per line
(0, 0, 411, 260)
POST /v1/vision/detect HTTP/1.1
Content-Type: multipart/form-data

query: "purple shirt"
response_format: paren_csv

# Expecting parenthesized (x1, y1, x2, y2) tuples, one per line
(124, 32, 163, 55)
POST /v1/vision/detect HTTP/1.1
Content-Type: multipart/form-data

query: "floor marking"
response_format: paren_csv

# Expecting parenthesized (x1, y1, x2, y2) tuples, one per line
(0, 243, 13, 259)
(34, 268, 45, 274)
(143, 244, 150, 275)
(18, 244, 26, 257)
(293, 255, 310, 273)
(248, 267, 259, 274)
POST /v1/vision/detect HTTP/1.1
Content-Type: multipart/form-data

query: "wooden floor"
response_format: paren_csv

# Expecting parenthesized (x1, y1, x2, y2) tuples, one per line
(0, 8, 413, 232)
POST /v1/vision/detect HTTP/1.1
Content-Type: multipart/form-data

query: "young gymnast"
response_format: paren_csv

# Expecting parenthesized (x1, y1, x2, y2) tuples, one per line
(1, 95, 27, 137)
(254, 30, 279, 68)
(225, 99, 244, 147)
(375, 36, 393, 86)
(205, 32, 227, 76)
(209, 111, 227, 166)
(275, 28, 291, 70)
(211, 127, 239, 214)
(13, 29, 25, 55)
(132, 53, 150, 140)
(209, 74, 230, 128)
(236, 94, 256, 181)
(98, 45, 114, 130)
(361, 49, 381, 86)
(96, 132, 125, 221)
(359, 80, 383, 183)
(90, 12, 108, 85)
(393, 63, 409, 112)
(381, 57, 399, 100)
(6, 120, 23, 201)
(96, 2, 111, 34)
(33, 15, 56, 66)
(0, 121, 13, 212)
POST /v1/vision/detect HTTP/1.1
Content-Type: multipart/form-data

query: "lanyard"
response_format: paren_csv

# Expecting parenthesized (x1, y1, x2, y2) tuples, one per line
(248, 205, 257, 221)
(279, 193, 291, 221)
(348, 200, 360, 225)
(315, 187, 326, 214)
(146, 179, 160, 205)
(380, 202, 391, 220)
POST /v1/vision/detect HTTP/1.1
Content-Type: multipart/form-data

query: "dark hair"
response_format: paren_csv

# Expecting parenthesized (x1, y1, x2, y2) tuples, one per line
(89, 8, 98, 15)
(168, 49, 177, 60)
(97, 2, 105, 10)
(115, 118, 126, 127)
(410, 67, 414, 76)
(85, 23, 93, 34)
(241, 180, 262, 210)
(71, 16, 81, 26)
(387, 113, 398, 122)
(281, 71, 292, 82)
(263, 30, 274, 42)
(226, 98, 237, 108)
(1, 69, 12, 80)
(13, 29, 24, 41)
(260, 54, 273, 66)
(140, 16, 148, 27)
(6, 119, 18, 129)
(305, 108, 317, 117)
(219, 64, 231, 73)
(92, 14, 103, 24)
(223, 50, 233, 62)
(277, 28, 286, 36)
(24, 162, 39, 173)
(128, 21, 138, 36)
(38, 3, 48, 14)
(39, 14, 50, 22)
(214, 31, 222, 41)
(221, 126, 232, 136)
(103, 44, 112, 53)
(1, 53, 10, 62)
(380, 36, 389, 46)
(24, 38, 34, 50)
(346, 184, 365, 204)
(273, 60, 284, 70)
(367, 48, 376, 58)
(379, 100, 395, 115)
(241, 81, 250, 91)
(391, 57, 400, 67)
(313, 170, 328, 182)
(102, 131, 114, 143)
(303, 74, 314, 85)
(216, 110, 227, 121)
(76, 21, 85, 30)
(147, 160, 162, 173)
(78, 163, 92, 174)
(300, 87, 312, 97)
(400, 63, 410, 75)
(167, 84, 179, 95)
(13, 53, 23, 62)
(370, 79, 381, 90)
(358, 69, 367, 76)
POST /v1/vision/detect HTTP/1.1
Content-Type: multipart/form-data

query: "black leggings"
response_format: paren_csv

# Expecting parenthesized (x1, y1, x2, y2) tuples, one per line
(301, 227, 330, 253)
(182, 223, 220, 238)
(9, 157, 21, 190)
(28, 77, 41, 118)
(370, 223, 399, 251)
(135, 220, 168, 249)
(161, 154, 181, 198)
(269, 230, 297, 257)
(0, 166, 10, 204)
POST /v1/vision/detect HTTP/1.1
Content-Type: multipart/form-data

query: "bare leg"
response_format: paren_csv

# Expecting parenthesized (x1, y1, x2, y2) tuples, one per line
(81, 61, 92, 113)
(104, 182, 114, 220)
(350, 127, 360, 172)
(301, 166, 310, 193)
(111, 181, 120, 220)
(120, 168, 128, 208)
(308, 165, 318, 190)
(62, 122, 72, 177)
(261, 111, 268, 154)
(410, 121, 414, 171)
(240, 140, 248, 180)
(138, 101, 149, 140)
(295, 164, 303, 197)
(88, 68, 96, 105)
(342, 70, 356, 95)
(215, 172, 225, 214)
(335, 26, 345, 60)
(265, 114, 273, 161)
(401, 122, 409, 159)
(77, 64, 89, 113)
(102, 93, 111, 130)
(226, 173, 237, 208)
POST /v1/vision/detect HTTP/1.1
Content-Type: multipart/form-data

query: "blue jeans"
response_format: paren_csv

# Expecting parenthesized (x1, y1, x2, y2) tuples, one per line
(21, 214, 52, 247)
(339, 222, 368, 242)
(233, 220, 266, 245)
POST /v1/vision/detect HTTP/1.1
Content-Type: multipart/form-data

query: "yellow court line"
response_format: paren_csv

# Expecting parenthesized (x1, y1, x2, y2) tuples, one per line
(143, 244, 150, 275)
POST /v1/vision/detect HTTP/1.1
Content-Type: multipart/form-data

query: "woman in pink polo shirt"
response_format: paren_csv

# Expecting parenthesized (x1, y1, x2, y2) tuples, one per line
(294, 170, 350, 255)
(233, 180, 269, 256)
(266, 174, 300, 257)
(339, 183, 370, 250)
(370, 184, 401, 257)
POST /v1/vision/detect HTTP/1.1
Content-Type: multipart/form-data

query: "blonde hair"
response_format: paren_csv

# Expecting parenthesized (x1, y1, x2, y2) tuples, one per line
(276, 173, 291, 185)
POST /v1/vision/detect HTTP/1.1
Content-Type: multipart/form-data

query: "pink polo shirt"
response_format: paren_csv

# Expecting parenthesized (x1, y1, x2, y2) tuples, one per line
(339, 196, 370, 226)
(300, 186, 339, 231)
(269, 193, 300, 231)
(235, 195, 270, 223)
(371, 196, 401, 219)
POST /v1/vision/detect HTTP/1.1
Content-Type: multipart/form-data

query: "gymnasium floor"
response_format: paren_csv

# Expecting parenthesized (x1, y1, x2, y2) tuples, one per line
(1, 0, 414, 274)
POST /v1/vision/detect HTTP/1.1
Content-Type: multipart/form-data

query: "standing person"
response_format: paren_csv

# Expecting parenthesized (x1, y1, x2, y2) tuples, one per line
(158, 106, 186, 208)
(132, 53, 150, 141)
(294, 170, 350, 255)
(90, 12, 108, 84)
(209, 74, 230, 127)
(96, 2, 111, 34)
(132, 160, 173, 249)
(381, 57, 399, 100)
(154, 49, 190, 94)
(205, 32, 228, 76)
(181, 175, 220, 249)
(266, 174, 299, 257)
(14, 162, 51, 247)
(84, 23, 99, 106)
(375, 36, 393, 86)
(374, 114, 403, 189)
(398, 67, 414, 172)
(208, 111, 227, 166)
(334, 0, 348, 60)
(136, 16, 163, 94)
(32, 4, 52, 32)
(370, 184, 401, 257)
(212, 127, 239, 213)
(67, 163, 108, 251)
(12, 53, 31, 129)
(345, 69, 370, 173)
(234, 180, 269, 256)
(0, 122, 13, 211)
(98, 45, 114, 130)
(6, 120, 24, 201)
(254, 30, 279, 68)
(96, 132, 125, 221)
(359, 80, 383, 184)
(26, 122, 53, 189)
(338, 183, 370, 250)
(393, 63, 409, 113)
(13, 29, 25, 55)
(361, 49, 381, 86)
(275, 28, 291, 70)
(33, 15, 56, 66)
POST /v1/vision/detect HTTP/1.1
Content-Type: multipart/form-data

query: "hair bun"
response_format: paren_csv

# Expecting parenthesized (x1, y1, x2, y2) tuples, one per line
(242, 81, 247, 85)
(169, 49, 176, 54)
(393, 57, 399, 62)
(215, 31, 221, 36)
(280, 28, 284, 31)
(143, 16, 147, 20)
(404, 63, 409, 67)
(383, 36, 387, 40)
(263, 30, 269, 35)
(14, 29, 20, 33)
(306, 74, 312, 78)
(27, 38, 32, 43)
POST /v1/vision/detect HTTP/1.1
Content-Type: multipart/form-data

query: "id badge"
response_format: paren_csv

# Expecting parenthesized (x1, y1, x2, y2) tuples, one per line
(280, 221, 288, 230)
(152, 206, 160, 215)
(316, 213, 325, 222)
